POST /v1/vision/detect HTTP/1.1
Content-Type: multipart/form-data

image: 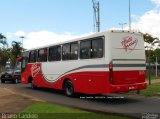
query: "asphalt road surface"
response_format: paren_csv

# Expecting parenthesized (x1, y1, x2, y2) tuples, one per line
(1, 82, 160, 118)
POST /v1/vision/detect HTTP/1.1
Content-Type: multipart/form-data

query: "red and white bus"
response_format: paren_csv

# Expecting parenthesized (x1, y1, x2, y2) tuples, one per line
(19, 30, 147, 96)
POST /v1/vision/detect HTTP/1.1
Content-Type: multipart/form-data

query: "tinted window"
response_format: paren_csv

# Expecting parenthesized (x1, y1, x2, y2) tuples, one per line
(49, 46, 61, 61)
(92, 38, 103, 58)
(29, 50, 37, 63)
(62, 44, 70, 60)
(21, 52, 29, 72)
(37, 48, 47, 62)
(80, 40, 91, 59)
(71, 42, 78, 60)
(21, 57, 27, 72)
(80, 37, 104, 59)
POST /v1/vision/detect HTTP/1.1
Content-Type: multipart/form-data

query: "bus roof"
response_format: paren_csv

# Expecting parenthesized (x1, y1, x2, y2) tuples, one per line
(23, 30, 143, 52)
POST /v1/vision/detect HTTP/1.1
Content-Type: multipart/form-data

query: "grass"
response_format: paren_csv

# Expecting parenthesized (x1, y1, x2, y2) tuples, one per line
(140, 82, 160, 97)
(22, 102, 86, 113)
(129, 82, 160, 97)
(18, 102, 131, 119)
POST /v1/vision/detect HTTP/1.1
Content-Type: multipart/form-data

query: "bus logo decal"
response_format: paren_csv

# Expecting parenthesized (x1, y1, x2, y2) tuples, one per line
(31, 64, 41, 77)
(121, 36, 138, 53)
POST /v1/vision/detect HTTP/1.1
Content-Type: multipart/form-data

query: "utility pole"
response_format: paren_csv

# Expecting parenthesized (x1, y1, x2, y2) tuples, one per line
(92, 0, 100, 32)
(156, 56, 158, 77)
(129, 0, 131, 31)
(20, 36, 25, 49)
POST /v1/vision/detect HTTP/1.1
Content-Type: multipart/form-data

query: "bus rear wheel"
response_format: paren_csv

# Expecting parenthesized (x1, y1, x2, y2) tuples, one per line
(64, 80, 74, 97)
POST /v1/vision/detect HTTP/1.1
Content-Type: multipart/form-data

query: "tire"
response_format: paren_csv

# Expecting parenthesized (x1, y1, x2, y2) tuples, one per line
(64, 80, 74, 97)
(30, 79, 37, 89)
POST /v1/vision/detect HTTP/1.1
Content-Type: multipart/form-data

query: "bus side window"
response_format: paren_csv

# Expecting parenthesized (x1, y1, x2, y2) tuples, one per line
(57, 46, 61, 61)
(62, 44, 70, 60)
(22, 59, 26, 69)
(71, 42, 78, 60)
(49, 46, 61, 61)
(37, 48, 47, 62)
(92, 38, 103, 58)
(29, 50, 37, 63)
(80, 40, 91, 59)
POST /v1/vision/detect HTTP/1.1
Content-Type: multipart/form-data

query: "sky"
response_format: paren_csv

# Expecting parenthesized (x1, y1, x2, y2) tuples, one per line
(0, 0, 160, 49)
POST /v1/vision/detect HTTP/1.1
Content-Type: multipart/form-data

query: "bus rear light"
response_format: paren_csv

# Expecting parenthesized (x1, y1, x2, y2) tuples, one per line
(110, 78, 114, 84)
(109, 63, 113, 70)
(109, 62, 114, 84)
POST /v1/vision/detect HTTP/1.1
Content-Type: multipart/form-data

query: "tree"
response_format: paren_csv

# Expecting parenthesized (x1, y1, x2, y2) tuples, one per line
(143, 33, 159, 50)
(145, 50, 155, 63)
(11, 41, 22, 65)
(143, 33, 159, 62)
(143, 33, 159, 85)
(0, 33, 7, 48)
(154, 49, 160, 63)
(0, 48, 11, 71)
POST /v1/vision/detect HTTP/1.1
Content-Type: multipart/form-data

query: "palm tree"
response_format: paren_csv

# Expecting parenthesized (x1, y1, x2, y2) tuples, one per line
(11, 41, 23, 65)
(143, 33, 160, 62)
(0, 48, 11, 71)
(143, 33, 159, 85)
(0, 33, 7, 48)
(0, 33, 6, 39)
(143, 33, 159, 50)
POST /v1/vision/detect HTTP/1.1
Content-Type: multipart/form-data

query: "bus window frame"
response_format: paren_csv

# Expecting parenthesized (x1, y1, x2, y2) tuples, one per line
(37, 48, 48, 62)
(48, 45, 62, 62)
(29, 50, 37, 63)
(80, 36, 104, 59)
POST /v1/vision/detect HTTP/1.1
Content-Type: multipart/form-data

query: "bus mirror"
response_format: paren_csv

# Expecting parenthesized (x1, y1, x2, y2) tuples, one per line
(17, 56, 23, 61)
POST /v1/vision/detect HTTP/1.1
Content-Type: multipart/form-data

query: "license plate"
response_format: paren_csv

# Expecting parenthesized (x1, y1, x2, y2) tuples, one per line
(129, 86, 136, 90)
(5, 75, 9, 78)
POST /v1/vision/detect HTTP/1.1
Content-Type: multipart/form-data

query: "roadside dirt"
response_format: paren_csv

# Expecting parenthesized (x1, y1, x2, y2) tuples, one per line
(0, 87, 43, 119)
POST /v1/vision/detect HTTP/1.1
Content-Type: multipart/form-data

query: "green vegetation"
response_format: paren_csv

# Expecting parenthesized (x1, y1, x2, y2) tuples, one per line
(144, 33, 160, 63)
(140, 82, 160, 97)
(0, 41, 22, 71)
(0, 32, 23, 70)
(22, 102, 86, 113)
(19, 102, 130, 119)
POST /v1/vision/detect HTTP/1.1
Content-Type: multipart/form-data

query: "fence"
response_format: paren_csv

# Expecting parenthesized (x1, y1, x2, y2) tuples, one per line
(146, 64, 160, 79)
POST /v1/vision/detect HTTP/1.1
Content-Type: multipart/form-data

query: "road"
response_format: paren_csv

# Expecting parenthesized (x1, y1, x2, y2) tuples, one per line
(1, 82, 160, 118)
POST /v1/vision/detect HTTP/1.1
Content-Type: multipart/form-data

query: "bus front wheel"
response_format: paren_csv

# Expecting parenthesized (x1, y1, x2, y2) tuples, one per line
(31, 79, 37, 89)
(64, 80, 74, 97)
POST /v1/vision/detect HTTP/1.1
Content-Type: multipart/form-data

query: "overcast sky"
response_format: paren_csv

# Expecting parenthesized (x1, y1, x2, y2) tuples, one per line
(0, 0, 160, 49)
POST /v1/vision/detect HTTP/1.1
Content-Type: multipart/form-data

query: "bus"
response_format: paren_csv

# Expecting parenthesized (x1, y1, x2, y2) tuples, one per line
(19, 30, 147, 96)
